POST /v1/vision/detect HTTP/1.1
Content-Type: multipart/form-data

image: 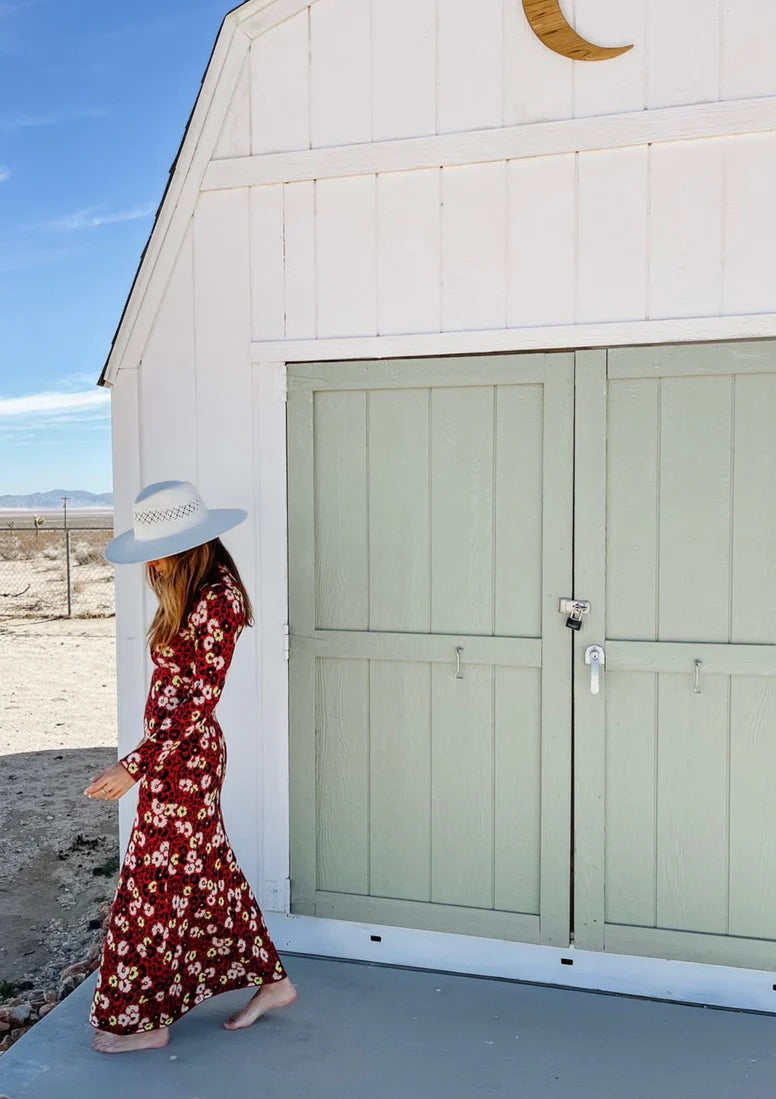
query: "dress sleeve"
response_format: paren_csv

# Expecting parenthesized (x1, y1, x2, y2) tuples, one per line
(119, 584, 243, 781)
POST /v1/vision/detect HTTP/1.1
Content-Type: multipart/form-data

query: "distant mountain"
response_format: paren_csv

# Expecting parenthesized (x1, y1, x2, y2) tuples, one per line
(0, 490, 113, 510)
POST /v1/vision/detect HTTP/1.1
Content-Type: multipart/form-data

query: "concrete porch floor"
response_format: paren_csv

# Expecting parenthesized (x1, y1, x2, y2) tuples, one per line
(1, 955, 775, 1098)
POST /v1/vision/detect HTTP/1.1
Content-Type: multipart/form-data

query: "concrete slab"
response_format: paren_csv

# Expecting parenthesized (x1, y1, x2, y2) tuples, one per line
(1, 956, 775, 1098)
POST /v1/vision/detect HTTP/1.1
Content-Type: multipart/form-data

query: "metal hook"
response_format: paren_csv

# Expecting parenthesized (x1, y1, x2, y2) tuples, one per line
(693, 660, 702, 694)
(455, 647, 464, 679)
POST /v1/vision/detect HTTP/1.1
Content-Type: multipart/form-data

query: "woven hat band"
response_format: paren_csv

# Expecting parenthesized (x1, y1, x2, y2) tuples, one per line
(133, 486, 207, 543)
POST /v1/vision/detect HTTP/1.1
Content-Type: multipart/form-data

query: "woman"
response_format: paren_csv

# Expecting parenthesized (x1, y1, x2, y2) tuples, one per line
(85, 480, 296, 1054)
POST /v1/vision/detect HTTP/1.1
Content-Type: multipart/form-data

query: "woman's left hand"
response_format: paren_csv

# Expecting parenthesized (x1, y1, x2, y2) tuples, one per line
(85, 763, 136, 801)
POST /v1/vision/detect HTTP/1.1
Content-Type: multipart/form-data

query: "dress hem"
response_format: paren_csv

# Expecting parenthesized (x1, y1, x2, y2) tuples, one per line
(89, 968, 288, 1035)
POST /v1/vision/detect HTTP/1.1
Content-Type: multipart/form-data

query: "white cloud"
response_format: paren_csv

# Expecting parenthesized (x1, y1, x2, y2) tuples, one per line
(34, 203, 154, 232)
(0, 166, 9, 183)
(0, 108, 107, 131)
(0, 390, 110, 418)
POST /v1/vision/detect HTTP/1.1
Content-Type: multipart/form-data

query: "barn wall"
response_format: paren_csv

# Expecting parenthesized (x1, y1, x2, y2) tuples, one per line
(244, 132, 776, 342)
(210, 0, 776, 157)
(118, 197, 264, 889)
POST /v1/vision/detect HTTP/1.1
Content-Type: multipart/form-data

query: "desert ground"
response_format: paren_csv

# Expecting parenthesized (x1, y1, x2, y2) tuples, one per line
(0, 527, 119, 1040)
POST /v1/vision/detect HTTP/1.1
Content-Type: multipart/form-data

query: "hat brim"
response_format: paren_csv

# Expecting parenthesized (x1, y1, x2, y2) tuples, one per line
(104, 509, 247, 565)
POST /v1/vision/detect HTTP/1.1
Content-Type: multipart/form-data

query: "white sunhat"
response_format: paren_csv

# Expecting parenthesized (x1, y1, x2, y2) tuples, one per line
(104, 480, 247, 566)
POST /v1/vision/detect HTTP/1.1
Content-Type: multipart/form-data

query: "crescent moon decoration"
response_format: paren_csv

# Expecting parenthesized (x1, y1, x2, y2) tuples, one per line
(522, 0, 633, 62)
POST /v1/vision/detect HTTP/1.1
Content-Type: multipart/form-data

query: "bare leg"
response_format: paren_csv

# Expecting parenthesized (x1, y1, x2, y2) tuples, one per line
(92, 1028, 170, 1054)
(224, 977, 297, 1031)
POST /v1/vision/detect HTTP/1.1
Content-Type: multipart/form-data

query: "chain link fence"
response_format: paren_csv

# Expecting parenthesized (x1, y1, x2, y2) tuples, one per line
(0, 518, 115, 620)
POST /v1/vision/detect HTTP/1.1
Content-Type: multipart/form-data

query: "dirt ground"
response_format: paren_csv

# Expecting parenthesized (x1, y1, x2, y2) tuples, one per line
(0, 616, 120, 994)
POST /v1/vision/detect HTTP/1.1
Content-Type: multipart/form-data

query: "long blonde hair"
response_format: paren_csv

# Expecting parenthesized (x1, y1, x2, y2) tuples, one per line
(146, 538, 254, 651)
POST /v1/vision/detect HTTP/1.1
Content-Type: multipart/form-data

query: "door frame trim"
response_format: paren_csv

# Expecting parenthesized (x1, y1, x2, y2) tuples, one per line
(264, 912, 776, 1015)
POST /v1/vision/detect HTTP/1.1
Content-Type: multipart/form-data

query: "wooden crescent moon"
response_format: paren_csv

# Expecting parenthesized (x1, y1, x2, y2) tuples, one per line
(522, 0, 633, 62)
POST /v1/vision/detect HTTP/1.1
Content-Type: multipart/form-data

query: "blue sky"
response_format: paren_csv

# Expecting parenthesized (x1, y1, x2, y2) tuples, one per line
(0, 0, 230, 495)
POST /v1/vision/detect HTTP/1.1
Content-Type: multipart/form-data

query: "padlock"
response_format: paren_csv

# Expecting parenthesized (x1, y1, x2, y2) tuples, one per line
(566, 613, 583, 631)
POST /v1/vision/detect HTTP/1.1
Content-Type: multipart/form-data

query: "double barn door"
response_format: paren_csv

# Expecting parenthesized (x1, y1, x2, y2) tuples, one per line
(288, 344, 776, 970)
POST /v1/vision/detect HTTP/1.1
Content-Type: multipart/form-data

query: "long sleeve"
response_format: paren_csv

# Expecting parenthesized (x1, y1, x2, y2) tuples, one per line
(120, 582, 244, 781)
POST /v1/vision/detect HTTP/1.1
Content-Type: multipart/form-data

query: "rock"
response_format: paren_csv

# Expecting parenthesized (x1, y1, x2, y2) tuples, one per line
(0, 1021, 9, 1034)
(38, 1003, 56, 1019)
(7, 1003, 32, 1027)
(10, 1027, 29, 1041)
(60, 962, 89, 980)
(58, 975, 83, 1001)
(29, 988, 45, 1004)
(0, 1010, 9, 1025)
(0, 1035, 13, 1053)
(44, 989, 57, 1004)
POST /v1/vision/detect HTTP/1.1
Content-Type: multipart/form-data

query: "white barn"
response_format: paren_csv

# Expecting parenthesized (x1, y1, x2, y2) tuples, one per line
(100, 0, 776, 1013)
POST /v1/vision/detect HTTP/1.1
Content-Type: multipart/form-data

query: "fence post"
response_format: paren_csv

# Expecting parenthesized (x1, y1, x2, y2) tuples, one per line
(65, 529, 72, 618)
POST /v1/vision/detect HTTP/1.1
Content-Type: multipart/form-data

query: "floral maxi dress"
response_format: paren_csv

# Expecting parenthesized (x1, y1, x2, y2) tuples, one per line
(90, 566, 287, 1034)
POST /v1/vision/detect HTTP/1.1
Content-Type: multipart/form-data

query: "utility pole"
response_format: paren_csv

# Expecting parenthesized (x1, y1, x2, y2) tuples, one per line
(62, 496, 72, 617)
(62, 496, 69, 530)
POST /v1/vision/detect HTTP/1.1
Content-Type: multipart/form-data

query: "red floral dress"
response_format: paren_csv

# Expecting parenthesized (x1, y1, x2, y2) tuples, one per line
(90, 565, 287, 1034)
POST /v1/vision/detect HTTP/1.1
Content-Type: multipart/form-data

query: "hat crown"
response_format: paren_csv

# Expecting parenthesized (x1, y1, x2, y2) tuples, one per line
(132, 481, 207, 543)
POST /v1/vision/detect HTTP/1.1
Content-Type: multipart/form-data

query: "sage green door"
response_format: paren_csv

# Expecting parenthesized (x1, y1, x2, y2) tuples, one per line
(574, 342, 776, 969)
(287, 355, 574, 945)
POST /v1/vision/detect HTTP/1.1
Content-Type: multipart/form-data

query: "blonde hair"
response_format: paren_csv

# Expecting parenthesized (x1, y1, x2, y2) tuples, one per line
(146, 538, 254, 651)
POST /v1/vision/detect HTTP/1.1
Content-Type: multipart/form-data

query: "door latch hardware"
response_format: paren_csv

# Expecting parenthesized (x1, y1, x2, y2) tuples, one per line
(585, 645, 606, 695)
(455, 647, 464, 679)
(559, 598, 591, 631)
(693, 659, 702, 695)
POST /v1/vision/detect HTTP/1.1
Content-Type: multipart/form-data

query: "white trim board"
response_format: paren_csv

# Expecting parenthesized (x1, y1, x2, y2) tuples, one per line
(204, 96, 776, 190)
(251, 314, 776, 364)
(265, 913, 776, 1016)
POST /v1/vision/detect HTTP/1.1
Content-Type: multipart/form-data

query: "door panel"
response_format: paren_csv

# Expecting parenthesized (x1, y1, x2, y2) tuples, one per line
(575, 342, 776, 968)
(288, 355, 573, 945)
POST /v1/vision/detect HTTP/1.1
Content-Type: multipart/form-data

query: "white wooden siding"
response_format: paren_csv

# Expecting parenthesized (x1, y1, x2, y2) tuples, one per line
(229, 0, 776, 155)
(229, 131, 776, 342)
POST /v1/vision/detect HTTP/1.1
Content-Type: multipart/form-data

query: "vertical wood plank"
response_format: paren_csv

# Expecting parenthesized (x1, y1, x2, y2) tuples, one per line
(283, 181, 316, 340)
(604, 672, 657, 927)
(507, 155, 575, 328)
(572, 0, 646, 117)
(430, 386, 494, 636)
(314, 389, 369, 630)
(192, 187, 259, 884)
(111, 367, 145, 855)
(729, 677, 776, 939)
(214, 52, 252, 159)
(250, 10, 310, 155)
(656, 674, 729, 934)
(442, 164, 507, 332)
(606, 378, 658, 641)
(724, 134, 776, 316)
(316, 176, 378, 338)
(431, 663, 494, 908)
(368, 389, 430, 633)
(287, 383, 317, 909)
(649, 142, 724, 319)
(139, 226, 198, 482)
(250, 185, 285, 342)
(371, 0, 436, 140)
(317, 658, 370, 894)
(370, 661, 431, 901)
(254, 363, 291, 911)
(494, 381, 543, 638)
(647, 0, 720, 108)
(572, 350, 607, 951)
(658, 375, 732, 643)
(310, 0, 371, 147)
(577, 147, 648, 324)
(732, 373, 776, 645)
(377, 170, 441, 336)
(722, 0, 776, 100)
(494, 667, 542, 915)
(438, 0, 503, 134)
(539, 352, 574, 947)
(504, 0, 573, 125)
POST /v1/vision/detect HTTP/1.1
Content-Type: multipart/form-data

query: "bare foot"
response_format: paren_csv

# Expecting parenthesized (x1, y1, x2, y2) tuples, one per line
(92, 1028, 170, 1054)
(224, 978, 297, 1030)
